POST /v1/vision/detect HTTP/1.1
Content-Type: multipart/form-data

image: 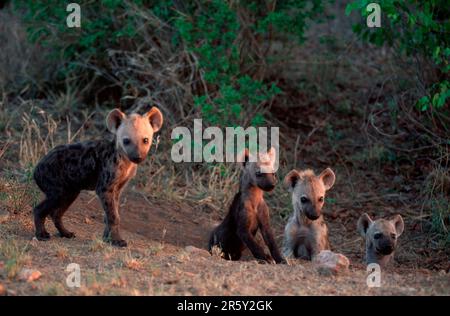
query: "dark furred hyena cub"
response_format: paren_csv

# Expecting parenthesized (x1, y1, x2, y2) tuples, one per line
(33, 107, 163, 247)
(208, 148, 285, 264)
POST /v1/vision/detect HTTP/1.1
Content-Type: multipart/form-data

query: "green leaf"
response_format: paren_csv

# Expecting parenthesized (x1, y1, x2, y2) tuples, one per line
(417, 96, 430, 111)
(345, 2, 359, 16)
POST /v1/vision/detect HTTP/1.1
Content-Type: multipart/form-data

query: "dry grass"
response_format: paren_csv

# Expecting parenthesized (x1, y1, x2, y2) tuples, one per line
(0, 239, 31, 279)
(54, 245, 69, 261)
(422, 166, 450, 245)
(0, 1, 448, 296)
(0, 9, 57, 96)
(0, 195, 448, 295)
(121, 250, 145, 271)
(210, 245, 224, 259)
(0, 178, 39, 216)
(19, 110, 58, 168)
(89, 237, 109, 253)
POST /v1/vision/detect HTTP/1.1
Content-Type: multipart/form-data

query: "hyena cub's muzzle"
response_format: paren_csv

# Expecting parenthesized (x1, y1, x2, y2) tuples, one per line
(357, 213, 404, 265)
(123, 142, 146, 164)
(294, 194, 322, 220)
(257, 173, 277, 191)
(301, 200, 321, 220)
(373, 232, 396, 255)
(113, 107, 160, 164)
(285, 168, 336, 221)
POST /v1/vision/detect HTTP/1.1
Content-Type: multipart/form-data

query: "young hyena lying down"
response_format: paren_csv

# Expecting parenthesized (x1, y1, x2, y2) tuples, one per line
(283, 168, 336, 260)
(357, 213, 404, 267)
(208, 148, 286, 264)
(33, 107, 163, 247)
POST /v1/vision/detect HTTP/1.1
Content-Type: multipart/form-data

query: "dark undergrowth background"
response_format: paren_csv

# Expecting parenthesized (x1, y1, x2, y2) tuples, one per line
(0, 0, 448, 276)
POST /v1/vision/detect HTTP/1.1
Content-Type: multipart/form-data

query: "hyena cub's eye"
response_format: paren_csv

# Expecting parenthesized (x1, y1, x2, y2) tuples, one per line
(390, 233, 396, 239)
(374, 233, 382, 240)
(123, 138, 131, 146)
(300, 197, 309, 203)
(143, 137, 149, 144)
(318, 196, 324, 203)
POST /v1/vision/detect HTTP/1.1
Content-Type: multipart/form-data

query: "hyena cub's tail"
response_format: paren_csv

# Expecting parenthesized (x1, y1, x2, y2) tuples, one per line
(208, 226, 226, 257)
(208, 230, 217, 253)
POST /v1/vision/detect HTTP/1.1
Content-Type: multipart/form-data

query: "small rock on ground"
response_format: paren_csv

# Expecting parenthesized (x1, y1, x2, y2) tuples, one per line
(18, 268, 42, 282)
(0, 209, 9, 223)
(185, 245, 211, 258)
(6, 289, 17, 296)
(313, 250, 350, 276)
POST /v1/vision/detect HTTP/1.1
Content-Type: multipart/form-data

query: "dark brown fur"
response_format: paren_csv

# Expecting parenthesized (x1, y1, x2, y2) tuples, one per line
(208, 148, 285, 264)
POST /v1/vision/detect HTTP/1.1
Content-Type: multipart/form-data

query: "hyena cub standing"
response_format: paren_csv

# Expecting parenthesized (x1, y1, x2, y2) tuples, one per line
(357, 213, 404, 267)
(33, 107, 163, 247)
(208, 148, 285, 264)
(283, 168, 336, 260)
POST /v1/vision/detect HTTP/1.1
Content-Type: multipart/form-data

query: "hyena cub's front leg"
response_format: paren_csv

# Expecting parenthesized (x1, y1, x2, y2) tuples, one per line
(282, 219, 297, 258)
(236, 223, 270, 262)
(258, 203, 286, 263)
(97, 188, 127, 247)
(260, 225, 285, 263)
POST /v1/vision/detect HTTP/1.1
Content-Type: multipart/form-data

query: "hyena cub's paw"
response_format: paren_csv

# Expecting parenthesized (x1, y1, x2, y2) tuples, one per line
(103, 230, 127, 247)
(111, 239, 128, 248)
(276, 258, 288, 265)
(35, 231, 51, 241)
(256, 254, 275, 264)
(58, 231, 76, 239)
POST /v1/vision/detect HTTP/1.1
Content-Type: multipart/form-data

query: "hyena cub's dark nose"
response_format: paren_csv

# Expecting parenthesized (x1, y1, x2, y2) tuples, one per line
(304, 206, 320, 220)
(377, 238, 395, 255)
(128, 151, 145, 163)
(259, 174, 276, 191)
(378, 245, 394, 255)
(130, 156, 144, 163)
(305, 212, 319, 220)
(259, 182, 275, 191)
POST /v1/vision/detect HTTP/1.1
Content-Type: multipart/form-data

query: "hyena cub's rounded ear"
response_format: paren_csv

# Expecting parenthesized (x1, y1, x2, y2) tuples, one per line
(319, 168, 336, 190)
(284, 170, 300, 192)
(106, 109, 126, 134)
(391, 214, 405, 237)
(357, 213, 373, 238)
(237, 148, 250, 167)
(145, 107, 163, 133)
(267, 147, 276, 162)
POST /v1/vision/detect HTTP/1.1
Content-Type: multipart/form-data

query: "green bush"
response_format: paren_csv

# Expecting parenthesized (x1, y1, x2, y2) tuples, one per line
(174, 0, 327, 126)
(346, 0, 450, 111)
(11, 0, 144, 79)
(12, 0, 328, 125)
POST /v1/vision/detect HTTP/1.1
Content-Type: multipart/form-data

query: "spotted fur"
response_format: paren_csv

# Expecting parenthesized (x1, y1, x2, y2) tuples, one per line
(283, 168, 336, 260)
(33, 107, 163, 247)
(357, 213, 404, 267)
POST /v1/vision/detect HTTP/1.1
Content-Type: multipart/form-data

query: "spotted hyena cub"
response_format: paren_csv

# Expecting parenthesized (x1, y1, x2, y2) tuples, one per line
(357, 213, 404, 267)
(283, 168, 336, 260)
(208, 148, 285, 264)
(33, 107, 163, 247)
